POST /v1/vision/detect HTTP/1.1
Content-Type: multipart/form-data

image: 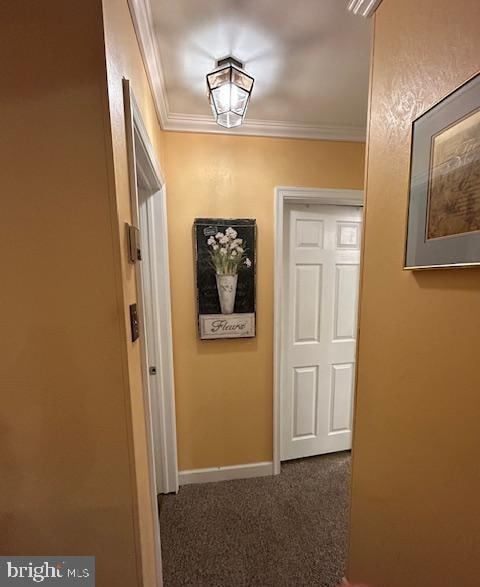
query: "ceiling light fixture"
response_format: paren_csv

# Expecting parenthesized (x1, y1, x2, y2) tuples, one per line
(347, 0, 382, 17)
(206, 57, 254, 129)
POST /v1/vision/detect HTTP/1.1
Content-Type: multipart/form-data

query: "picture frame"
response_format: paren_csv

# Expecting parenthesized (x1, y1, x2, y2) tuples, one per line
(405, 71, 480, 269)
(194, 218, 256, 340)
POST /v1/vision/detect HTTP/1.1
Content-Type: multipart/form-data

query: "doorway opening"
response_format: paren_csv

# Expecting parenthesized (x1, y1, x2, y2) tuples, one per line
(158, 187, 363, 586)
(124, 79, 178, 495)
(273, 187, 363, 472)
(123, 79, 178, 585)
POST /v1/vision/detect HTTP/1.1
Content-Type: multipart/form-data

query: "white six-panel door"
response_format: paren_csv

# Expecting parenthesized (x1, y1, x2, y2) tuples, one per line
(281, 204, 362, 461)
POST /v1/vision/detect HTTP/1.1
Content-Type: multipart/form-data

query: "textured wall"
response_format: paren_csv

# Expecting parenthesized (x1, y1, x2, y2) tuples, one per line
(1, 2, 140, 585)
(102, 0, 167, 583)
(164, 132, 365, 470)
(349, 0, 480, 585)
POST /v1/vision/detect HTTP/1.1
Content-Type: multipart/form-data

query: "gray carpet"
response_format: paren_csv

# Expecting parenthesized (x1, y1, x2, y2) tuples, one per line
(159, 452, 351, 587)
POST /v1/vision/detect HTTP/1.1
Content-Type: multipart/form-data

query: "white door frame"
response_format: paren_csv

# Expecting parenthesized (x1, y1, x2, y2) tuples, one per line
(273, 187, 364, 475)
(124, 79, 178, 495)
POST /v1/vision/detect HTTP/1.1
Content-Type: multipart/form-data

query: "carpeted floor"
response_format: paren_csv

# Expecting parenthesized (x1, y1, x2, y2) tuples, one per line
(159, 452, 351, 587)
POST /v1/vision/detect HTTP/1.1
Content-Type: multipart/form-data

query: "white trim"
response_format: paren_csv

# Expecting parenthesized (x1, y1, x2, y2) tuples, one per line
(149, 188, 178, 493)
(347, 0, 383, 18)
(139, 190, 179, 495)
(165, 113, 366, 142)
(273, 187, 364, 475)
(131, 93, 165, 188)
(179, 462, 274, 486)
(128, 0, 169, 127)
(127, 0, 366, 142)
(123, 78, 163, 587)
(123, 79, 178, 498)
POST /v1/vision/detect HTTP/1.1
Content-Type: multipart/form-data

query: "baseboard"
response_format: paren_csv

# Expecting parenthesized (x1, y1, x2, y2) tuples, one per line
(178, 461, 274, 486)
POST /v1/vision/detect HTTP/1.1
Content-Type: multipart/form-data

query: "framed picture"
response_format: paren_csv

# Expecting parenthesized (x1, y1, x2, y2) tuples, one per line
(194, 218, 256, 339)
(405, 71, 480, 269)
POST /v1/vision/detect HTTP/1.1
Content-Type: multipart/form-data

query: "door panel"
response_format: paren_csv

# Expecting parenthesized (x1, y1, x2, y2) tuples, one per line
(294, 264, 322, 343)
(334, 264, 359, 340)
(296, 218, 324, 248)
(293, 366, 318, 438)
(281, 203, 362, 461)
(330, 362, 354, 433)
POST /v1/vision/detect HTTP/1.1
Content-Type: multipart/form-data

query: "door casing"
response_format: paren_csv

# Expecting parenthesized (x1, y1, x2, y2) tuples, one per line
(123, 78, 178, 586)
(124, 79, 178, 496)
(273, 187, 363, 475)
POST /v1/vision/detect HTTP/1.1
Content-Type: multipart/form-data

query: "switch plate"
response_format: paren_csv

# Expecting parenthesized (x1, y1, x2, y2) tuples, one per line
(129, 303, 139, 342)
(126, 223, 141, 263)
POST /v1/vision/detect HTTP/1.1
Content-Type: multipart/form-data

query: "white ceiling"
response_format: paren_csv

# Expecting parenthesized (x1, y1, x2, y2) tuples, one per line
(130, 0, 372, 140)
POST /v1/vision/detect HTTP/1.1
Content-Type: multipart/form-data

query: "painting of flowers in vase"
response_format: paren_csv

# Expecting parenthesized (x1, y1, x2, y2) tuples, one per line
(194, 218, 256, 339)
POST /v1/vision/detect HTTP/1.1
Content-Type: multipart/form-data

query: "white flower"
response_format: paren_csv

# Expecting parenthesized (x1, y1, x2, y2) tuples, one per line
(219, 236, 229, 245)
(237, 238, 243, 245)
(207, 236, 215, 246)
(225, 227, 237, 239)
(219, 248, 227, 256)
(237, 247, 244, 253)
(231, 250, 237, 257)
(245, 258, 252, 268)
(215, 232, 224, 240)
(213, 244, 219, 251)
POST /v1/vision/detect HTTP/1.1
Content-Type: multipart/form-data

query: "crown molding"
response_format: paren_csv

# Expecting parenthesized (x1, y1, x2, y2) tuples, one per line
(128, 0, 169, 126)
(165, 113, 366, 142)
(128, 0, 367, 143)
(347, 0, 383, 17)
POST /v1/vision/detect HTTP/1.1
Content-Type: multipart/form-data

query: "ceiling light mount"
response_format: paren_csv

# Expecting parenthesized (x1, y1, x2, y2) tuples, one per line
(216, 56, 243, 69)
(206, 56, 254, 129)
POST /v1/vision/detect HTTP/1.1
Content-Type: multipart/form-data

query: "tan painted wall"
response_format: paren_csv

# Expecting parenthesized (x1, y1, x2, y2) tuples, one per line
(102, 0, 167, 584)
(348, 1, 480, 585)
(2, 1, 167, 584)
(1, 1, 141, 585)
(163, 132, 365, 470)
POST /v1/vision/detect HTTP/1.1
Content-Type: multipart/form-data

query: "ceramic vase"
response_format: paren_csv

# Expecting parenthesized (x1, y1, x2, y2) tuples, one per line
(216, 274, 238, 314)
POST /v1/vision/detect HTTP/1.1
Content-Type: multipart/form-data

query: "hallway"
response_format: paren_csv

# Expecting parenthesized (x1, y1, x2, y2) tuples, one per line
(160, 453, 351, 586)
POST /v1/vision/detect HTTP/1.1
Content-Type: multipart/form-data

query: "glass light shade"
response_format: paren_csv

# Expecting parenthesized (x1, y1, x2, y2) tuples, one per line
(207, 59, 254, 129)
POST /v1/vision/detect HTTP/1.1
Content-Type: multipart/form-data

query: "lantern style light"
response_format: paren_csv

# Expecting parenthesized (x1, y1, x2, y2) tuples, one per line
(206, 57, 254, 129)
